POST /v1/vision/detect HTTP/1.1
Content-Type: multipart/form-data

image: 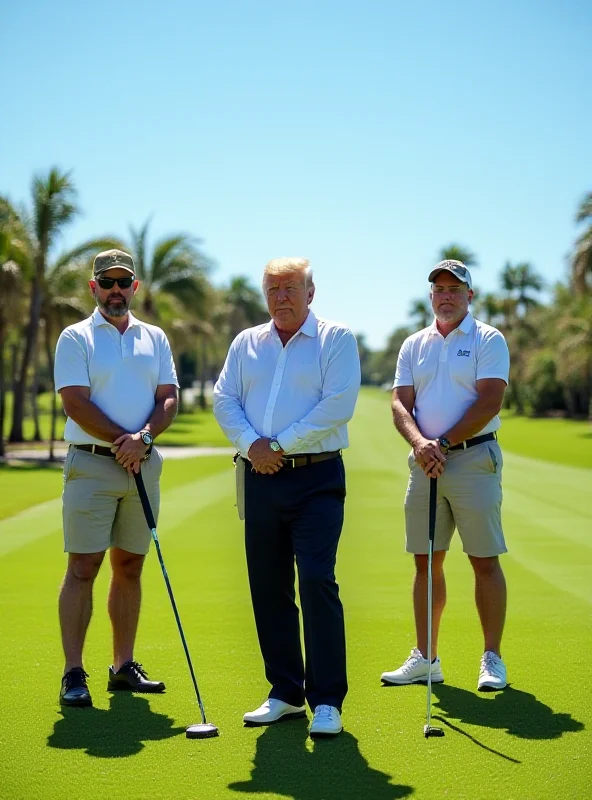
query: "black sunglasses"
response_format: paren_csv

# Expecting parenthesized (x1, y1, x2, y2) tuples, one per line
(96, 276, 135, 289)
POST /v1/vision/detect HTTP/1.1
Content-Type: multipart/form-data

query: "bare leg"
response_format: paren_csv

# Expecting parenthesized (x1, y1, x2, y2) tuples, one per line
(468, 555, 506, 656)
(108, 548, 145, 671)
(413, 551, 447, 660)
(59, 552, 105, 673)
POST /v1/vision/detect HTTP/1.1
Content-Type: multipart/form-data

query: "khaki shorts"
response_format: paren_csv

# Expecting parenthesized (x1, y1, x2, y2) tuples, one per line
(62, 446, 163, 555)
(404, 441, 506, 558)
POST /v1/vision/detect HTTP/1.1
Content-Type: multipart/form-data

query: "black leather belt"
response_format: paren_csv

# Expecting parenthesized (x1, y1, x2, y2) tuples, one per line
(74, 444, 152, 460)
(448, 432, 496, 452)
(242, 450, 341, 470)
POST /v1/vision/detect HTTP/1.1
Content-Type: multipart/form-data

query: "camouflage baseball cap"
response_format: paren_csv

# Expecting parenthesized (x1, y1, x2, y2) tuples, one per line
(93, 249, 135, 277)
(428, 260, 472, 290)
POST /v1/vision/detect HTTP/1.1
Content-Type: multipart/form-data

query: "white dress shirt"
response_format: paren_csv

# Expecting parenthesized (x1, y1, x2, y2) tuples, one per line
(394, 312, 510, 440)
(54, 308, 179, 445)
(213, 311, 361, 455)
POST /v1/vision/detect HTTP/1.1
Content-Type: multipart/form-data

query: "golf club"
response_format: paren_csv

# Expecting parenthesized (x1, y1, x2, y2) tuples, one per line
(134, 469, 219, 740)
(424, 476, 444, 739)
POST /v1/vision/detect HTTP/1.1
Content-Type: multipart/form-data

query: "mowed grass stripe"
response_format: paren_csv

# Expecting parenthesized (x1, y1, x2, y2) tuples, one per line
(0, 465, 234, 557)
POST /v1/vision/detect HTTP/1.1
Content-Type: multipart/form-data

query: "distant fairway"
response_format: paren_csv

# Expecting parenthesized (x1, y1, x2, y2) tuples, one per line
(0, 389, 590, 799)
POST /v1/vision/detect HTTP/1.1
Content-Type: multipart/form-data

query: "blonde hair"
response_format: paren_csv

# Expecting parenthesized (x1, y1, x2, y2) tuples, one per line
(263, 257, 314, 288)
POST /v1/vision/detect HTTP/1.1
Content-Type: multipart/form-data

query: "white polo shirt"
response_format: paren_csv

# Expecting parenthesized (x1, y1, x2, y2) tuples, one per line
(54, 308, 179, 446)
(394, 312, 510, 440)
(213, 310, 361, 455)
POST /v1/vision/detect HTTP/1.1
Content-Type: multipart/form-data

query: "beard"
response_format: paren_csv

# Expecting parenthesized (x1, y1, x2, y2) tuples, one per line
(97, 295, 129, 317)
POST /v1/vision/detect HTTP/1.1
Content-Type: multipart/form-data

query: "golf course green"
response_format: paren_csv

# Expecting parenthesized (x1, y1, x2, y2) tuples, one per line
(0, 388, 590, 799)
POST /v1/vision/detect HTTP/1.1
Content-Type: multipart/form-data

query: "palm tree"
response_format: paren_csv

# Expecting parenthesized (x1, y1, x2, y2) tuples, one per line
(42, 257, 94, 459)
(500, 262, 544, 318)
(438, 244, 478, 267)
(474, 292, 503, 326)
(128, 219, 212, 320)
(7, 168, 120, 443)
(572, 192, 592, 295)
(224, 276, 268, 341)
(0, 261, 23, 457)
(409, 299, 431, 330)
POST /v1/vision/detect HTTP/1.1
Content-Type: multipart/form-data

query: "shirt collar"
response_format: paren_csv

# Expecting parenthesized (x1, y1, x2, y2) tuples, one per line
(428, 311, 474, 337)
(91, 307, 138, 329)
(258, 309, 318, 340)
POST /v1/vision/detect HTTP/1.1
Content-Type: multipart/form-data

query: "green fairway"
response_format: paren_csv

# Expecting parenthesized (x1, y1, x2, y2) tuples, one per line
(0, 390, 590, 799)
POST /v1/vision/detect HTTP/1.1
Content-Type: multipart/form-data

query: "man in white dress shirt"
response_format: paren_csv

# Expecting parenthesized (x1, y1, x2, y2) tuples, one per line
(54, 249, 179, 708)
(214, 257, 361, 737)
(381, 261, 511, 692)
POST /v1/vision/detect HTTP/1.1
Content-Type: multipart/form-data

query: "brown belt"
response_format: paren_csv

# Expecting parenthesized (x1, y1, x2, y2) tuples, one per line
(73, 444, 152, 460)
(242, 450, 341, 470)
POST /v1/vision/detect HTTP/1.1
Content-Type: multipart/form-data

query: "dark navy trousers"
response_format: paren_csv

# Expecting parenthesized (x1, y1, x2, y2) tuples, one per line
(244, 456, 348, 711)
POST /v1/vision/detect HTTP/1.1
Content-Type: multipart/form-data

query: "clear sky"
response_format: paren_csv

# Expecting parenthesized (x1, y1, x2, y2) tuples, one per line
(2, 0, 590, 348)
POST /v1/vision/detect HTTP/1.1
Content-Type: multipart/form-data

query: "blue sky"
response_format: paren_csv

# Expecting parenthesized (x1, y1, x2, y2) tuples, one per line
(1, 0, 590, 348)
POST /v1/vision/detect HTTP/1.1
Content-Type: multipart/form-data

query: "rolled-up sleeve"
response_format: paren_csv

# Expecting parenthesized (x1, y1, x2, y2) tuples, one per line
(54, 330, 90, 391)
(276, 329, 361, 452)
(213, 334, 261, 452)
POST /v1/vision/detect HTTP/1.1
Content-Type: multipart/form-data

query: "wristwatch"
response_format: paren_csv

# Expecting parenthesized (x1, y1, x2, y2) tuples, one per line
(269, 438, 282, 452)
(438, 436, 451, 455)
(140, 430, 154, 446)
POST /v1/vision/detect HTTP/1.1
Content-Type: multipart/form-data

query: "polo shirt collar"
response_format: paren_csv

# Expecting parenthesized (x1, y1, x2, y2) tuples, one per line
(459, 311, 475, 334)
(91, 307, 138, 328)
(258, 309, 318, 339)
(428, 311, 474, 337)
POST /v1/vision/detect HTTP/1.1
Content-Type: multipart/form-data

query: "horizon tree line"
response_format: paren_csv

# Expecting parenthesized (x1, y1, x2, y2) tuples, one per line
(1, 168, 591, 458)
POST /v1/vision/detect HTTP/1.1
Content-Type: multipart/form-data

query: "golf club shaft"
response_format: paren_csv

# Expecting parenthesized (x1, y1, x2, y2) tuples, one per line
(426, 477, 438, 730)
(133, 470, 208, 725)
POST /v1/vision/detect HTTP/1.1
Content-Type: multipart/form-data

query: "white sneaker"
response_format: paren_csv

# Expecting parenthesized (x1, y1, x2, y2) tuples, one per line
(478, 651, 507, 691)
(381, 648, 444, 685)
(243, 698, 306, 726)
(309, 705, 342, 738)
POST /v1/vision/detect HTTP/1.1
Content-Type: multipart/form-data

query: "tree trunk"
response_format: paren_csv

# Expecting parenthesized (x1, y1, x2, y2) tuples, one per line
(30, 329, 42, 441)
(45, 317, 58, 461)
(199, 336, 207, 410)
(9, 269, 43, 442)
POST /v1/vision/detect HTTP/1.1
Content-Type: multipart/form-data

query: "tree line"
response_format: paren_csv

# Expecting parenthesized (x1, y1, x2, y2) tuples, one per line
(1, 168, 590, 458)
(0, 168, 269, 458)
(358, 206, 592, 420)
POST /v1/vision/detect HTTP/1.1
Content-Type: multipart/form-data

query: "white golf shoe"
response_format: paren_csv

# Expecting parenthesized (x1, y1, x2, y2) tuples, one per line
(381, 648, 444, 685)
(309, 705, 342, 738)
(478, 651, 507, 691)
(243, 698, 306, 726)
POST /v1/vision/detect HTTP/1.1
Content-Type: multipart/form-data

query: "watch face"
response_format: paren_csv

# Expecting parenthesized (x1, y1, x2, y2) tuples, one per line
(270, 440, 281, 452)
(142, 432, 153, 445)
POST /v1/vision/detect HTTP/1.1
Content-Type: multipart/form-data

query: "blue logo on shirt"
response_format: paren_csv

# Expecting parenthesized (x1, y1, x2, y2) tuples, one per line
(457, 349, 471, 357)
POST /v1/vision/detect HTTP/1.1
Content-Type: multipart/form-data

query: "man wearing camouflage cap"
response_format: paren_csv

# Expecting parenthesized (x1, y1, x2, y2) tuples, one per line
(53, 249, 179, 707)
(381, 260, 511, 692)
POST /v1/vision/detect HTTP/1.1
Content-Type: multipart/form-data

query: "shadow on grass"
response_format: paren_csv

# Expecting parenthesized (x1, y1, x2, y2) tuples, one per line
(47, 693, 185, 758)
(431, 684, 585, 740)
(228, 721, 413, 800)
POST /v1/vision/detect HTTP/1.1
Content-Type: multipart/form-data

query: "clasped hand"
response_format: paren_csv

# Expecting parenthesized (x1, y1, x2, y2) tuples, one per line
(247, 438, 285, 474)
(413, 437, 446, 478)
(111, 432, 148, 474)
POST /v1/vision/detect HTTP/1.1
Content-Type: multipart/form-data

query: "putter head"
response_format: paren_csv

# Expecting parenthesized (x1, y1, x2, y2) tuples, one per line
(423, 724, 445, 738)
(186, 722, 219, 739)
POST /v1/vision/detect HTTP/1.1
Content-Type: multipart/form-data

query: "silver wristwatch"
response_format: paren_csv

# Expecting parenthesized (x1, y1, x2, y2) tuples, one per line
(140, 430, 154, 446)
(269, 438, 282, 452)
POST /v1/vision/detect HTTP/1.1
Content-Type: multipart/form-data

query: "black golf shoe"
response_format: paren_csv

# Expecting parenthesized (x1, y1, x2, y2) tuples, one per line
(107, 661, 166, 693)
(60, 667, 92, 707)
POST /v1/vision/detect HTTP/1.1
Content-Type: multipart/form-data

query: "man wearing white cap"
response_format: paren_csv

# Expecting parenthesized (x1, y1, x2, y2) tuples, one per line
(381, 260, 510, 691)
